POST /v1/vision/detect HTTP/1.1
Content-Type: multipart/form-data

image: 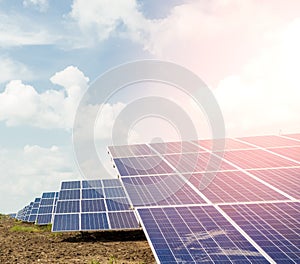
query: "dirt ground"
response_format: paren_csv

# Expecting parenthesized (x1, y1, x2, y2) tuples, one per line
(0, 215, 156, 264)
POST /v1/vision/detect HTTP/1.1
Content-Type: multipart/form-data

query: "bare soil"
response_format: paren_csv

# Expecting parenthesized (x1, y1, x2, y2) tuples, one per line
(0, 215, 155, 264)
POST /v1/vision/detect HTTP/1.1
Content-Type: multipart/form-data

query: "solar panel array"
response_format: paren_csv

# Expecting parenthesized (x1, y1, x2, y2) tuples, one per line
(108, 134, 300, 263)
(52, 179, 139, 232)
(15, 192, 59, 225)
(13, 133, 300, 263)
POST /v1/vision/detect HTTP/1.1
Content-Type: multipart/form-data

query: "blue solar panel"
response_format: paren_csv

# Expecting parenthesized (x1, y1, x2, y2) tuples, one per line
(81, 213, 109, 231)
(114, 156, 174, 176)
(52, 179, 140, 232)
(104, 187, 127, 198)
(56, 200, 80, 213)
(122, 175, 205, 206)
(37, 214, 52, 225)
(40, 198, 54, 206)
(82, 188, 104, 199)
(53, 214, 79, 231)
(59, 189, 80, 200)
(221, 202, 300, 263)
(42, 192, 56, 198)
(109, 211, 139, 229)
(81, 199, 106, 212)
(36, 192, 58, 225)
(137, 206, 267, 263)
(61, 181, 81, 190)
(102, 179, 122, 187)
(183, 171, 287, 203)
(108, 144, 155, 158)
(82, 179, 102, 188)
(106, 198, 131, 211)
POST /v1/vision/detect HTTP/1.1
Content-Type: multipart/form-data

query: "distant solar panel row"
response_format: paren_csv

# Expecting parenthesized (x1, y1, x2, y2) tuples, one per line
(52, 179, 139, 232)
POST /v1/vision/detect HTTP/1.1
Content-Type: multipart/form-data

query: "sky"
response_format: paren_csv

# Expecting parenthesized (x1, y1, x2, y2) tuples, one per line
(1, 0, 300, 213)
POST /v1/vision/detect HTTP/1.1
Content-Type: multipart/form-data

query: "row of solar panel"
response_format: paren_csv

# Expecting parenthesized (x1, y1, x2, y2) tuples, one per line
(108, 134, 300, 157)
(108, 134, 300, 263)
(112, 146, 300, 177)
(16, 179, 140, 232)
(51, 178, 140, 232)
(16, 192, 58, 225)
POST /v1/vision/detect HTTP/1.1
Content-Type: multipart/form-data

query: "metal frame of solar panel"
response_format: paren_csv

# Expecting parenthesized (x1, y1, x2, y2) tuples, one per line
(52, 179, 139, 232)
(36, 192, 58, 225)
(108, 133, 300, 263)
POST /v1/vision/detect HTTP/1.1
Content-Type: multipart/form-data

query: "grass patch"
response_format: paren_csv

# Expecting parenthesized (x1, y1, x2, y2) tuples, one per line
(10, 223, 52, 233)
(10, 225, 41, 233)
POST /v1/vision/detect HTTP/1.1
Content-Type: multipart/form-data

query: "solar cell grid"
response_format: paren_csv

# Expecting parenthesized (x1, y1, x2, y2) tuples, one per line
(52, 178, 140, 232)
(61, 181, 81, 190)
(183, 171, 288, 203)
(81, 213, 109, 231)
(53, 214, 79, 231)
(164, 152, 234, 173)
(106, 198, 131, 211)
(108, 144, 155, 158)
(37, 214, 52, 225)
(42, 192, 55, 199)
(82, 179, 102, 188)
(216, 149, 298, 169)
(247, 167, 300, 199)
(137, 206, 267, 263)
(81, 199, 106, 212)
(221, 202, 300, 263)
(267, 146, 300, 163)
(284, 133, 300, 141)
(238, 135, 300, 148)
(114, 156, 174, 176)
(59, 189, 80, 200)
(150, 141, 203, 154)
(194, 138, 254, 151)
(122, 175, 206, 206)
(102, 179, 122, 188)
(108, 211, 139, 229)
(104, 187, 127, 198)
(82, 188, 104, 199)
(40, 198, 54, 206)
(56, 200, 80, 213)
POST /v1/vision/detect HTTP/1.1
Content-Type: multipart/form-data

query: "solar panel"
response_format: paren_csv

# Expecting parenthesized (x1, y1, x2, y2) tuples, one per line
(113, 156, 174, 176)
(183, 171, 288, 203)
(36, 192, 58, 225)
(52, 179, 140, 232)
(122, 174, 206, 206)
(108, 144, 155, 158)
(238, 135, 300, 148)
(221, 202, 300, 263)
(150, 141, 203, 154)
(284, 133, 300, 141)
(109, 133, 300, 263)
(27, 198, 41, 223)
(245, 167, 300, 199)
(268, 146, 300, 162)
(215, 149, 298, 169)
(137, 206, 268, 263)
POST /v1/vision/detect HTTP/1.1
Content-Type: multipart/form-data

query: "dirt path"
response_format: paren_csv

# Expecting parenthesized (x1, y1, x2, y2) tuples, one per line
(0, 215, 155, 264)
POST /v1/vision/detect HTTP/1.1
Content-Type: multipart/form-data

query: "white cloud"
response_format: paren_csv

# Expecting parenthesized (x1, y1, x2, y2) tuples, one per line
(23, 0, 49, 12)
(0, 12, 58, 47)
(0, 66, 88, 129)
(69, 0, 153, 44)
(0, 145, 79, 213)
(0, 56, 33, 84)
(214, 18, 300, 137)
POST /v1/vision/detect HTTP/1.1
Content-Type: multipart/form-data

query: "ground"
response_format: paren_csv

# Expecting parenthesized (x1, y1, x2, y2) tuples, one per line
(0, 215, 155, 264)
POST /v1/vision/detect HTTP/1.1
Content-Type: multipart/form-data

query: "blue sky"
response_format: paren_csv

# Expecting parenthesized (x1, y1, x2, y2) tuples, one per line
(1, 0, 300, 213)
